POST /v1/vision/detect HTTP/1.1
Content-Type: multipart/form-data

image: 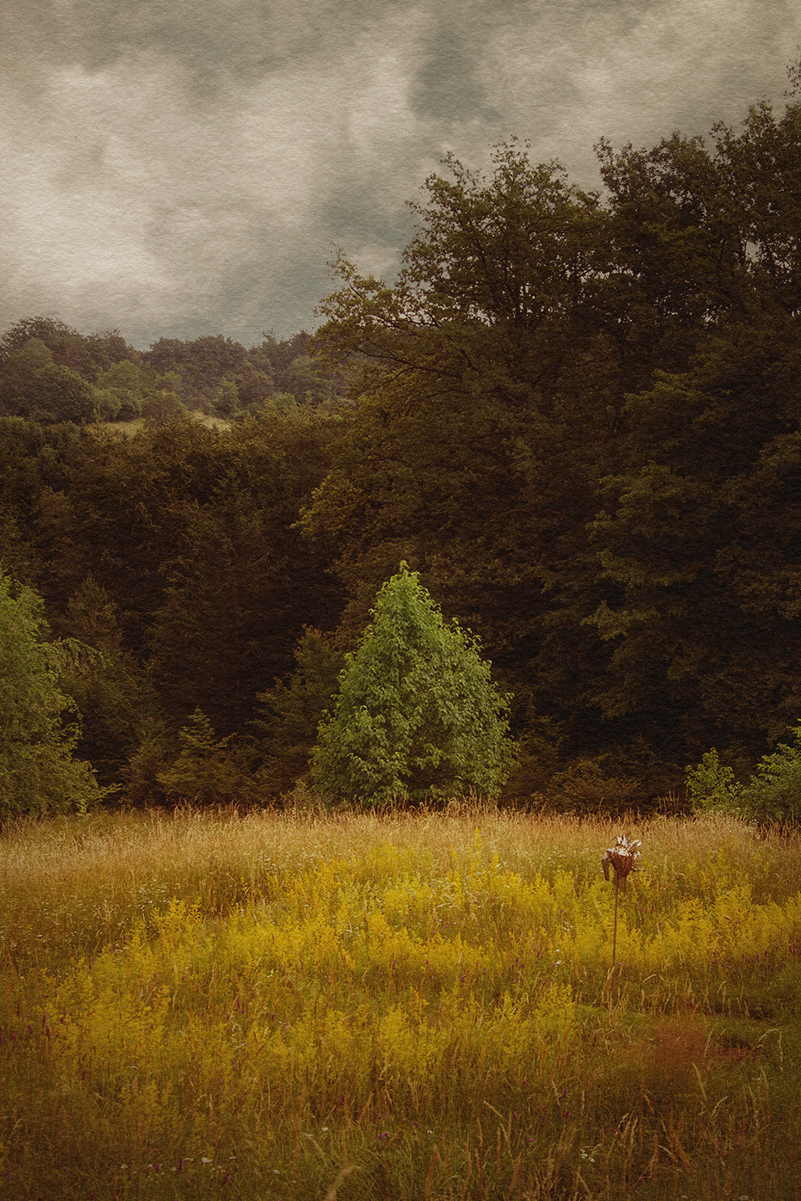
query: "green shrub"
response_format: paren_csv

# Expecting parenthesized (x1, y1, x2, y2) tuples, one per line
(686, 748, 742, 814)
(745, 721, 801, 823)
(687, 727, 801, 823)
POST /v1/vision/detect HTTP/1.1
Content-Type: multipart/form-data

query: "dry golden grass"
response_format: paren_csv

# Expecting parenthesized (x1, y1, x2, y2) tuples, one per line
(1, 804, 799, 1200)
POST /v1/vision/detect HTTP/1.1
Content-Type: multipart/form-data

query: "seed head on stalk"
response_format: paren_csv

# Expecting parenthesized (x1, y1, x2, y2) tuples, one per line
(601, 835, 641, 894)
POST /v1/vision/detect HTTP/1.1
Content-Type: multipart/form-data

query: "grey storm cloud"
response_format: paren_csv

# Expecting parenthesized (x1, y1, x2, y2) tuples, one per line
(1, 0, 800, 348)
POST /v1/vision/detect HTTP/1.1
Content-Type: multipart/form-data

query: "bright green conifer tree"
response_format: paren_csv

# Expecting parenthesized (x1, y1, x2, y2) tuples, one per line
(311, 564, 515, 805)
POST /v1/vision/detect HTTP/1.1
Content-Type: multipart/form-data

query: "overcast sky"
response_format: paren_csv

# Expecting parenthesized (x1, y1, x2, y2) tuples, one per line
(2, 0, 799, 349)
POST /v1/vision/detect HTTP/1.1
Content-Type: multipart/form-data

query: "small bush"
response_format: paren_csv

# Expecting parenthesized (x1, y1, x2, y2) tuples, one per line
(686, 748, 742, 814)
(157, 710, 255, 804)
(745, 721, 801, 822)
(687, 725, 801, 823)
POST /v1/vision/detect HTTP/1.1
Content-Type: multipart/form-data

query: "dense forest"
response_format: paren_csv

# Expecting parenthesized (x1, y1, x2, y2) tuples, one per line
(2, 66, 800, 811)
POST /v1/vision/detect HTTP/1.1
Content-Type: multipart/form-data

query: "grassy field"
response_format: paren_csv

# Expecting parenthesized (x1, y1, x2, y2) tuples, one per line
(1, 804, 799, 1200)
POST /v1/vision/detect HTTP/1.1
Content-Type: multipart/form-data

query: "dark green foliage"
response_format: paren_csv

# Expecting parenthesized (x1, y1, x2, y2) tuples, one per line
(1, 68, 800, 803)
(140, 330, 341, 413)
(55, 575, 157, 785)
(149, 483, 283, 731)
(0, 321, 340, 430)
(310, 73, 801, 777)
(93, 360, 150, 421)
(306, 142, 636, 758)
(0, 406, 345, 803)
(311, 565, 515, 805)
(252, 627, 346, 796)
(140, 388, 189, 426)
(123, 719, 175, 806)
(0, 339, 96, 423)
(143, 335, 251, 411)
(157, 710, 254, 804)
(582, 315, 801, 750)
(0, 407, 343, 717)
(746, 724, 801, 822)
(0, 319, 139, 424)
(579, 92, 801, 755)
(0, 573, 100, 814)
(148, 413, 344, 735)
(0, 317, 136, 381)
(250, 331, 344, 405)
(212, 379, 240, 419)
(145, 333, 247, 374)
(94, 422, 242, 641)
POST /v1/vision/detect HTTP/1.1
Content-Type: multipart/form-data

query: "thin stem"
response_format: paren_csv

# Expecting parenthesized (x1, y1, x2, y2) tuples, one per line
(612, 873, 619, 971)
(608, 876, 620, 1034)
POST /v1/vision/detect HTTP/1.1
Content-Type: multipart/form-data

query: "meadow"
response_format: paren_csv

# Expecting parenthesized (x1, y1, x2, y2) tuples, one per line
(1, 803, 799, 1200)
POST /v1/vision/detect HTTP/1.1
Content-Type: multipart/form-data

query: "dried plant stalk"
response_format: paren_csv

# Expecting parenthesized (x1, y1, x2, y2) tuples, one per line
(602, 835, 642, 972)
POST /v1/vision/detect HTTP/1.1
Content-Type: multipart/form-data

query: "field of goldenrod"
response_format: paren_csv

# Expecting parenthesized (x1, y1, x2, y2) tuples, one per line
(1, 806, 799, 1199)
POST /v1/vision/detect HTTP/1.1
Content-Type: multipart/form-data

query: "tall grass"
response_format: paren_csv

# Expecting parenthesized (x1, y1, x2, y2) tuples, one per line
(1, 805, 799, 1199)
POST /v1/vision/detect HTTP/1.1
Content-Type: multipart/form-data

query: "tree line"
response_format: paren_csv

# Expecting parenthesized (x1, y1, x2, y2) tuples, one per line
(0, 321, 345, 424)
(1, 64, 800, 812)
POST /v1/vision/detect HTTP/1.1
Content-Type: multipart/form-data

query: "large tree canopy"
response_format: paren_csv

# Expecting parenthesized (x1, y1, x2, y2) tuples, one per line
(309, 75, 801, 767)
(306, 144, 623, 662)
